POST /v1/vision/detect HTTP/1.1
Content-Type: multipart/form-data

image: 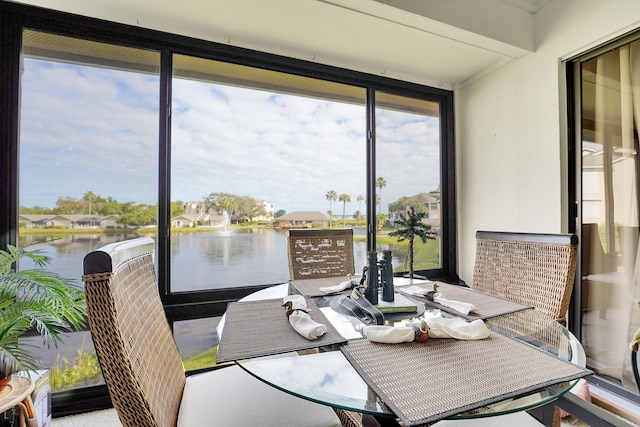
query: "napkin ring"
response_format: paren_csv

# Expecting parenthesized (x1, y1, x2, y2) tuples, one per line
(282, 301, 310, 318)
(409, 320, 429, 342)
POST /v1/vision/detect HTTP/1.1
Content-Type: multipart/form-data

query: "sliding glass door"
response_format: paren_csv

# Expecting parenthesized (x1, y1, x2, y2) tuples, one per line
(576, 37, 640, 394)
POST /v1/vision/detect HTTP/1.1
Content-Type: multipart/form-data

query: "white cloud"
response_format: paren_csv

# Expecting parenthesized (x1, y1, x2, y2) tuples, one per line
(19, 59, 440, 214)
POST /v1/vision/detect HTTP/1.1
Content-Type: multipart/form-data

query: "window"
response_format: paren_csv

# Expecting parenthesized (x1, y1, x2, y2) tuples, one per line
(17, 30, 160, 392)
(170, 54, 366, 291)
(376, 92, 441, 271)
(572, 34, 640, 399)
(0, 2, 455, 413)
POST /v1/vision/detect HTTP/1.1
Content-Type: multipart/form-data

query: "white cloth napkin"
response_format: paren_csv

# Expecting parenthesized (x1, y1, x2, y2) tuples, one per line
(433, 294, 475, 315)
(396, 285, 434, 296)
(426, 315, 489, 339)
(397, 285, 475, 315)
(364, 325, 416, 343)
(283, 295, 327, 340)
(318, 278, 354, 295)
(363, 314, 489, 344)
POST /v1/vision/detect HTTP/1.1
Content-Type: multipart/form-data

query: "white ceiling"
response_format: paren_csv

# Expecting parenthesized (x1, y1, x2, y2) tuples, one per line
(14, 0, 550, 89)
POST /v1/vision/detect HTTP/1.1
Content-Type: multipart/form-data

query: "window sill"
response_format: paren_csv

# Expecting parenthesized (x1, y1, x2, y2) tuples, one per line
(589, 384, 640, 426)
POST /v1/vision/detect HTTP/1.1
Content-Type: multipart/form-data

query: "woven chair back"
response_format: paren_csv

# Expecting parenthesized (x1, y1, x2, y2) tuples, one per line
(473, 231, 579, 323)
(287, 228, 355, 280)
(83, 237, 185, 427)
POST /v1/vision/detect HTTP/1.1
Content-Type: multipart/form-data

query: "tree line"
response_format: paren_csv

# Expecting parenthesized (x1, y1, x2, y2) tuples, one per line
(203, 192, 269, 222)
(19, 191, 271, 227)
(20, 191, 185, 227)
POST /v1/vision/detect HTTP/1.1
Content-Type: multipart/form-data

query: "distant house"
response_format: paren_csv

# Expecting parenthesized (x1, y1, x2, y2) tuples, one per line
(274, 211, 331, 227)
(19, 214, 120, 228)
(74, 215, 103, 227)
(99, 215, 119, 228)
(19, 214, 55, 228)
(45, 215, 74, 228)
(171, 213, 212, 228)
(182, 201, 206, 215)
(255, 200, 275, 222)
(388, 186, 441, 232)
(57, 215, 103, 228)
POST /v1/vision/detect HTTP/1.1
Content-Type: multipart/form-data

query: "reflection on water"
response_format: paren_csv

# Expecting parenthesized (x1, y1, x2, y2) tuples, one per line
(18, 232, 143, 283)
(18, 229, 398, 290)
(170, 228, 291, 291)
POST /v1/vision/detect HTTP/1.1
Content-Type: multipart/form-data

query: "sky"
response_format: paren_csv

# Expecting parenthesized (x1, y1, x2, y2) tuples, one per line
(19, 57, 440, 215)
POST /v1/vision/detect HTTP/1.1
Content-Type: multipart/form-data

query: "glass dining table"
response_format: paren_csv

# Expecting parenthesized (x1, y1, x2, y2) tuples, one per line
(216, 279, 588, 426)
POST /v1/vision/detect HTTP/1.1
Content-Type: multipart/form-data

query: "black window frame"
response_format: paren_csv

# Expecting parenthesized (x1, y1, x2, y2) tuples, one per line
(0, 1, 457, 415)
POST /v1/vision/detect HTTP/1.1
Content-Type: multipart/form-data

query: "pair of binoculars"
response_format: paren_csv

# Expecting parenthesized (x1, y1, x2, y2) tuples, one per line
(361, 250, 394, 305)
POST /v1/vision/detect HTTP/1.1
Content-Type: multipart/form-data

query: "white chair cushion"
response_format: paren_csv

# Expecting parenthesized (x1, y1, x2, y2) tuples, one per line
(432, 411, 543, 426)
(178, 364, 342, 427)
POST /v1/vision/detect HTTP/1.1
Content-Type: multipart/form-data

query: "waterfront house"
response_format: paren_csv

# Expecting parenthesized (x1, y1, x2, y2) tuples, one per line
(19, 214, 119, 229)
(19, 214, 55, 228)
(171, 212, 215, 228)
(274, 211, 331, 227)
(388, 187, 441, 232)
(20, 214, 118, 228)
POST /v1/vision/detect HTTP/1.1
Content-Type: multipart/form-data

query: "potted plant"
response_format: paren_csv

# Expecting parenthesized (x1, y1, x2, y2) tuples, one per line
(0, 244, 86, 381)
(389, 205, 437, 281)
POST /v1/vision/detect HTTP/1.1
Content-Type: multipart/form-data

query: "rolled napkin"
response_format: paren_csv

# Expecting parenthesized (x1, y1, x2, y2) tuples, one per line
(318, 276, 357, 294)
(426, 315, 489, 340)
(283, 295, 327, 340)
(433, 294, 475, 316)
(363, 314, 489, 344)
(397, 285, 434, 296)
(364, 325, 416, 343)
(397, 284, 475, 315)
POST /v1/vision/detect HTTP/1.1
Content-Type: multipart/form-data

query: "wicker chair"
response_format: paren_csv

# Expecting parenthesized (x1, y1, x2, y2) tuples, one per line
(287, 228, 355, 280)
(472, 230, 579, 323)
(434, 231, 579, 427)
(82, 237, 343, 427)
(286, 228, 365, 427)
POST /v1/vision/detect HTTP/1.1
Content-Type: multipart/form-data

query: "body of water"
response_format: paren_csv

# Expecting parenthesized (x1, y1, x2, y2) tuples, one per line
(19, 228, 398, 291)
(18, 228, 400, 367)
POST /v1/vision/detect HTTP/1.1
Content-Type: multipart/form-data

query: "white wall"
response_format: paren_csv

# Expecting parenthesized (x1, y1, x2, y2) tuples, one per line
(455, 0, 640, 283)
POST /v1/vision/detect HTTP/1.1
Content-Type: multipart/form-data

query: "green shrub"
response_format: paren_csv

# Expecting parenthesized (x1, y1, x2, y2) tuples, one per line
(50, 350, 103, 391)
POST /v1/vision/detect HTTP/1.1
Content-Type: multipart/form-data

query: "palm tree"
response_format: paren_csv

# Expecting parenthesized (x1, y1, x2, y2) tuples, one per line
(325, 190, 337, 227)
(83, 190, 97, 215)
(356, 195, 364, 223)
(0, 245, 86, 377)
(339, 193, 351, 226)
(389, 206, 436, 280)
(376, 177, 386, 213)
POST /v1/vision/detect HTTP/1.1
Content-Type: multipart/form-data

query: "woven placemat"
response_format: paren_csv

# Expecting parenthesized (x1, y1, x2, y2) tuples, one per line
(341, 332, 591, 426)
(217, 297, 346, 363)
(396, 281, 533, 320)
(290, 277, 355, 297)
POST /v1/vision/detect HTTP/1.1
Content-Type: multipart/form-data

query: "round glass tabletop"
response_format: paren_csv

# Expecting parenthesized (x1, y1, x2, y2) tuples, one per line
(236, 286, 585, 420)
